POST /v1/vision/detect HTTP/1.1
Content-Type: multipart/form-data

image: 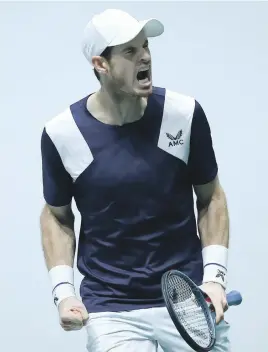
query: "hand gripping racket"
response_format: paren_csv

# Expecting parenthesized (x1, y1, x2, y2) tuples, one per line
(161, 270, 242, 352)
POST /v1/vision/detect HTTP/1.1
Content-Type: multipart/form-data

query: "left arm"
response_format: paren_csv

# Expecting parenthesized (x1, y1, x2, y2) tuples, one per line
(194, 176, 230, 323)
(195, 174, 229, 249)
(188, 100, 230, 323)
(194, 175, 230, 289)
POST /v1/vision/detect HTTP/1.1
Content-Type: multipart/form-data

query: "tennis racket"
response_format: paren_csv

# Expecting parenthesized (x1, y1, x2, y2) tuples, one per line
(161, 270, 242, 352)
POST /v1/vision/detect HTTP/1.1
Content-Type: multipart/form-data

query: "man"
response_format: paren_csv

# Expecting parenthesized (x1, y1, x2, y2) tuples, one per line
(40, 8, 230, 351)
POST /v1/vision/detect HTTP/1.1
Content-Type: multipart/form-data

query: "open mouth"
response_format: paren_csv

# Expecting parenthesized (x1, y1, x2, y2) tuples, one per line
(137, 68, 150, 85)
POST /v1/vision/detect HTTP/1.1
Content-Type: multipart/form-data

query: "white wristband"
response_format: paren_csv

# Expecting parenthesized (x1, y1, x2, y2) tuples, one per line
(49, 265, 76, 307)
(202, 245, 228, 289)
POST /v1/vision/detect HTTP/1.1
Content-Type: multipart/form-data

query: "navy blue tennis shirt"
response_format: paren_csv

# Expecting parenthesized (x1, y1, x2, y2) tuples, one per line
(41, 87, 218, 313)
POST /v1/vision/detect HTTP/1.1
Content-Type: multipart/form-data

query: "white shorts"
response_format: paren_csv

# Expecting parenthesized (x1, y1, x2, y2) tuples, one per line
(85, 306, 230, 351)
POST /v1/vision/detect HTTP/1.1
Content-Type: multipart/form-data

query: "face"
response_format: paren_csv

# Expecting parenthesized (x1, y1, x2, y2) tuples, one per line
(100, 31, 152, 97)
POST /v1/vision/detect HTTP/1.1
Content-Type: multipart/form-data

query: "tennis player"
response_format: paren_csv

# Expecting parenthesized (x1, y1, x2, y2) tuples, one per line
(40, 9, 231, 351)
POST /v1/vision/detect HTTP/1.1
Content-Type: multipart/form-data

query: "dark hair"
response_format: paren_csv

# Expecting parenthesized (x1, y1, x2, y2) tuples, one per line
(93, 46, 113, 81)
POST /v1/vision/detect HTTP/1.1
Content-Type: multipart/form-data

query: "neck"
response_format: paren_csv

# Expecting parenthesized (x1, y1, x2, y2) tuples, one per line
(88, 85, 148, 126)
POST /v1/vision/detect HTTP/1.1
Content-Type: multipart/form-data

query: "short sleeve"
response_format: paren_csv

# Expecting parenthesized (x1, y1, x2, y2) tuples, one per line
(188, 100, 218, 185)
(41, 127, 73, 206)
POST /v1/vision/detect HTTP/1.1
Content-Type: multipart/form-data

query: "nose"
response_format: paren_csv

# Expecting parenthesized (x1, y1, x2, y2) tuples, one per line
(140, 48, 151, 64)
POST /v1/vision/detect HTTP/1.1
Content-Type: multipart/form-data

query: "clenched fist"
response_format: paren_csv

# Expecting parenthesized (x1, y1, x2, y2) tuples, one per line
(58, 296, 89, 331)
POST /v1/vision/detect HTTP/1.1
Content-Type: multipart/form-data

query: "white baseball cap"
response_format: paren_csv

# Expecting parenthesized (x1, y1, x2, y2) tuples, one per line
(82, 9, 164, 64)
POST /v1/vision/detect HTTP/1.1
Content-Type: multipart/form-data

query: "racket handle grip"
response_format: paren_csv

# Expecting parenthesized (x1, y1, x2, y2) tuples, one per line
(226, 290, 242, 306)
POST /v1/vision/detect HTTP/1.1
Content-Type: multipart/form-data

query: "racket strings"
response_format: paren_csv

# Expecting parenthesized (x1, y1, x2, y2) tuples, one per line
(167, 275, 213, 348)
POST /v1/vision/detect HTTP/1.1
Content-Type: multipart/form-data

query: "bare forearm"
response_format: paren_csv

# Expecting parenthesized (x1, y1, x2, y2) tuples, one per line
(40, 205, 76, 270)
(197, 187, 229, 248)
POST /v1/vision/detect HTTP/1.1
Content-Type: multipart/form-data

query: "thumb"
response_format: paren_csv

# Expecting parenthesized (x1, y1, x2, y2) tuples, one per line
(71, 306, 89, 325)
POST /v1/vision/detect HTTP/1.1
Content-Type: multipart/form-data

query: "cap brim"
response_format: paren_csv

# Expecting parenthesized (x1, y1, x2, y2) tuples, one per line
(141, 18, 164, 38)
(109, 18, 164, 47)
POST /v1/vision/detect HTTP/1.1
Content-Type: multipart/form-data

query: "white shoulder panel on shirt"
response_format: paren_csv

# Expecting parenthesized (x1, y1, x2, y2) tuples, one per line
(45, 107, 93, 182)
(157, 89, 195, 164)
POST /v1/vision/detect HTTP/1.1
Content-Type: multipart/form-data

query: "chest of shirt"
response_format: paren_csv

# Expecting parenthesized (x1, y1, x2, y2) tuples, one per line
(75, 121, 189, 196)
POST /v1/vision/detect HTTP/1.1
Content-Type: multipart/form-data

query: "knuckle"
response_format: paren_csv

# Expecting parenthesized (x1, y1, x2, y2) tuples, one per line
(222, 297, 227, 304)
(60, 324, 69, 331)
(222, 297, 228, 306)
(61, 317, 70, 324)
(218, 312, 224, 320)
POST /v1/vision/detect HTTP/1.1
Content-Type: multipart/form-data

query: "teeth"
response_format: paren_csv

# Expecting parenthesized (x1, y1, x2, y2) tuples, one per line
(139, 68, 149, 72)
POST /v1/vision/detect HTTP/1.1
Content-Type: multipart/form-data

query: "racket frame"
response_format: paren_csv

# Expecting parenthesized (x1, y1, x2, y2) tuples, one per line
(161, 270, 216, 352)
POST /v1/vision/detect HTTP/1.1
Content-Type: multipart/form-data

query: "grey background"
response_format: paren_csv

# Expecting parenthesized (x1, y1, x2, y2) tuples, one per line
(0, 1, 267, 351)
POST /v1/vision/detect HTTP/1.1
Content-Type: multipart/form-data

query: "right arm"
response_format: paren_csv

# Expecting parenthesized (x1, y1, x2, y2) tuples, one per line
(40, 203, 75, 271)
(40, 127, 76, 306)
(40, 126, 88, 329)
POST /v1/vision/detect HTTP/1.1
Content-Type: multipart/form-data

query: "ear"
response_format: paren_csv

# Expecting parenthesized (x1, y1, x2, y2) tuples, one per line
(92, 56, 109, 75)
